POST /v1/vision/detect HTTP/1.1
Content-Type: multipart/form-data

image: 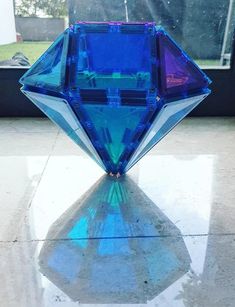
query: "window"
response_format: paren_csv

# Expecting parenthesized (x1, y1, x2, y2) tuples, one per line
(0, 0, 234, 69)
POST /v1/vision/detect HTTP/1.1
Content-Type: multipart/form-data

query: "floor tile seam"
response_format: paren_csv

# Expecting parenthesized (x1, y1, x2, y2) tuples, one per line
(9, 131, 60, 243)
(0, 131, 59, 134)
(2, 232, 235, 244)
(26, 130, 60, 212)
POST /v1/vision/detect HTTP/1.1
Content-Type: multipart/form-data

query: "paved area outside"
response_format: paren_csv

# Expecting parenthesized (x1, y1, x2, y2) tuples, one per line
(0, 117, 235, 307)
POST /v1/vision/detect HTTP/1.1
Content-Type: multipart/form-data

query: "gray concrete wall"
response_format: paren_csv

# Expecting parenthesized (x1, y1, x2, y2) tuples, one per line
(15, 17, 65, 41)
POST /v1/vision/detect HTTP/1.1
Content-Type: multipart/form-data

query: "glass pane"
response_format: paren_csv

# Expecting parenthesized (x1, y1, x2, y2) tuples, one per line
(0, 0, 68, 67)
(0, 0, 234, 69)
(69, 0, 235, 69)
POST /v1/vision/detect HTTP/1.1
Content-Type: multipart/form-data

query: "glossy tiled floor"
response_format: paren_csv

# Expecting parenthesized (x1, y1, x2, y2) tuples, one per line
(0, 117, 235, 307)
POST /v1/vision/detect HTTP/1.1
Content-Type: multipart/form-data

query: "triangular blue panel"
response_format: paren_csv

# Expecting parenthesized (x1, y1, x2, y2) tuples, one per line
(82, 104, 147, 173)
(158, 32, 210, 97)
(20, 31, 69, 92)
(23, 90, 106, 170)
(126, 92, 210, 171)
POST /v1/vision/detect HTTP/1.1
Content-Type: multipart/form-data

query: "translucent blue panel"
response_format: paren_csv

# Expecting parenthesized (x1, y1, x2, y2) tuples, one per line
(126, 92, 209, 171)
(82, 104, 147, 170)
(23, 90, 105, 170)
(158, 31, 211, 97)
(20, 31, 69, 91)
(86, 33, 150, 72)
(72, 22, 157, 90)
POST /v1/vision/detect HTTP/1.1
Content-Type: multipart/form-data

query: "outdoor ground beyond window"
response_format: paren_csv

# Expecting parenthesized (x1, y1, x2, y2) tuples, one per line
(0, 41, 220, 68)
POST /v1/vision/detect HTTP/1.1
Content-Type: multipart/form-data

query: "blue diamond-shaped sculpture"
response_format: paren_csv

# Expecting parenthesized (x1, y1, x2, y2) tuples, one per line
(20, 22, 211, 175)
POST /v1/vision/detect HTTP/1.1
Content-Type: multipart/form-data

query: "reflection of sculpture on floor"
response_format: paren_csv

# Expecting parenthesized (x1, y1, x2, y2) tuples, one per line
(39, 175, 191, 304)
(20, 22, 211, 175)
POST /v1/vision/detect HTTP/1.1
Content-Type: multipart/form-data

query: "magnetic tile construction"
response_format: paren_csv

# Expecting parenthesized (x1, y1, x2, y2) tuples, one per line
(20, 22, 211, 174)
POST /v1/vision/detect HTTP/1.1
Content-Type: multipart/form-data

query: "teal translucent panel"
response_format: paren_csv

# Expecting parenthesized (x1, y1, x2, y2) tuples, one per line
(126, 92, 209, 171)
(82, 104, 147, 166)
(20, 32, 68, 91)
(23, 90, 105, 170)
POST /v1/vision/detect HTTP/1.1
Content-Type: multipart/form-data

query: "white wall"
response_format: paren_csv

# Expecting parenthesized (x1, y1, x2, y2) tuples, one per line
(0, 0, 16, 45)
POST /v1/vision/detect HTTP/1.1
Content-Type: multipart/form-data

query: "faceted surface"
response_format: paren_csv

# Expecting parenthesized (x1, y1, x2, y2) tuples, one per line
(126, 93, 208, 171)
(39, 176, 191, 303)
(20, 22, 211, 174)
(158, 33, 209, 96)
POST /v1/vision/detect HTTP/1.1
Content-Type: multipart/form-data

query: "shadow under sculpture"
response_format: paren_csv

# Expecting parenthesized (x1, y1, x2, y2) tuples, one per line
(39, 175, 191, 304)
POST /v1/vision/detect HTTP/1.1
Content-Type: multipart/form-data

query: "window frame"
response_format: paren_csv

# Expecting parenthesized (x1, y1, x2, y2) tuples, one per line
(0, 30, 234, 116)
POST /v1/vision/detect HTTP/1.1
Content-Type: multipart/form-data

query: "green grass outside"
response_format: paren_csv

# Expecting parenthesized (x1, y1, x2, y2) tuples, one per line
(0, 41, 52, 65)
(196, 59, 221, 67)
(0, 41, 221, 67)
